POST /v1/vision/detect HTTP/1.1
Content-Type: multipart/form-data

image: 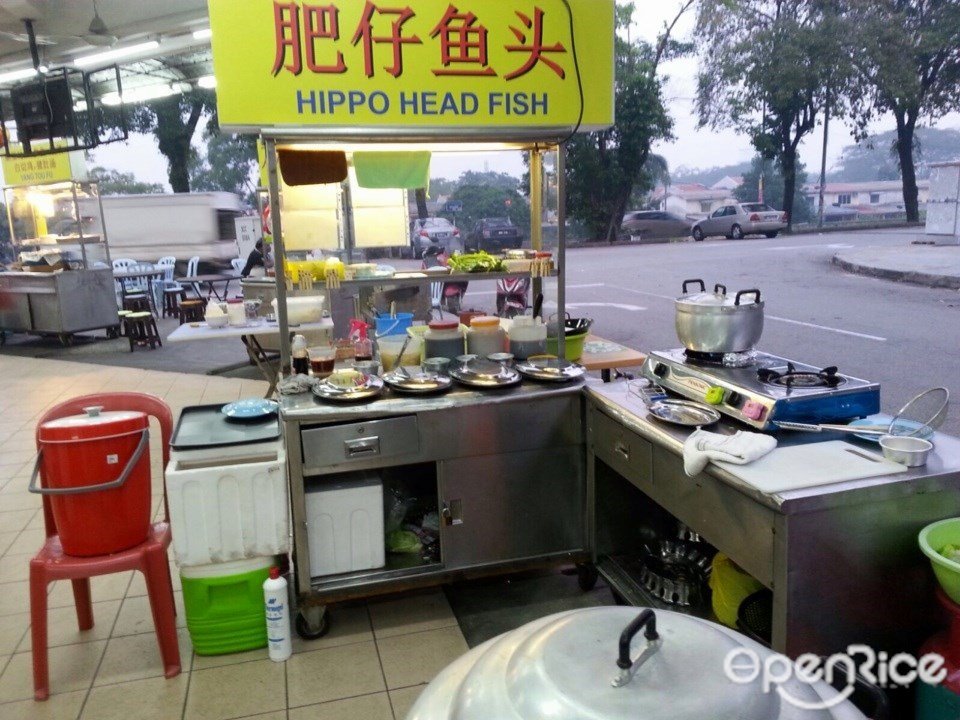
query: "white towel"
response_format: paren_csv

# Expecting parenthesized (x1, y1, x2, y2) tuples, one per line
(683, 429, 778, 476)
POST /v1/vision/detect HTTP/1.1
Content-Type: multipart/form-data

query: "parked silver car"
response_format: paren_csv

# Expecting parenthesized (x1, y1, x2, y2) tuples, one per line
(691, 203, 787, 241)
(620, 210, 692, 241)
(410, 217, 462, 258)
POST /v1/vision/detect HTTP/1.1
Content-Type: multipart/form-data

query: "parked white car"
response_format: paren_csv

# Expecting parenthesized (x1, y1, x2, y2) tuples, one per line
(691, 203, 788, 241)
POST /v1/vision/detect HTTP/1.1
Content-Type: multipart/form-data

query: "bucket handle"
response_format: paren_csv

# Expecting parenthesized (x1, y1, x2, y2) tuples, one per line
(28, 428, 150, 496)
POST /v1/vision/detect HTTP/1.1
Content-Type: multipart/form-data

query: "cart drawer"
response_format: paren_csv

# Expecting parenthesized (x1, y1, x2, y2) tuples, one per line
(590, 408, 653, 493)
(301, 416, 420, 469)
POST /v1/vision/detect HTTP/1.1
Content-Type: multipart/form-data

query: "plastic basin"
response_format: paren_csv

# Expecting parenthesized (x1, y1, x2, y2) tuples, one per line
(546, 331, 589, 361)
(919, 517, 960, 604)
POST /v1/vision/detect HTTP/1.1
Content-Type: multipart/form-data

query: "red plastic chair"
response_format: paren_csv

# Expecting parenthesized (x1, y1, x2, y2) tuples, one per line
(29, 392, 180, 701)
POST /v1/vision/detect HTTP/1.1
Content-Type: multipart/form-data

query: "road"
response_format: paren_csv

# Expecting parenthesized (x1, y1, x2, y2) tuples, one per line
(463, 228, 960, 435)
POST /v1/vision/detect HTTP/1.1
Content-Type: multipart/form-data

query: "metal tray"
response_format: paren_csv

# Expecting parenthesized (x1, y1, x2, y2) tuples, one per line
(515, 358, 586, 383)
(647, 399, 721, 427)
(171, 403, 280, 450)
(312, 375, 384, 402)
(382, 370, 453, 394)
(450, 363, 521, 389)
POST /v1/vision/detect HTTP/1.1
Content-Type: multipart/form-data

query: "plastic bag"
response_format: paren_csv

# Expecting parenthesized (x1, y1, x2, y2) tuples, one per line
(385, 489, 411, 534)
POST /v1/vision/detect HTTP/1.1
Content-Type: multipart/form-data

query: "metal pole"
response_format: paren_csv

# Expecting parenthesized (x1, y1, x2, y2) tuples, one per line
(265, 137, 292, 375)
(529, 148, 544, 303)
(556, 143, 566, 360)
(818, 88, 831, 231)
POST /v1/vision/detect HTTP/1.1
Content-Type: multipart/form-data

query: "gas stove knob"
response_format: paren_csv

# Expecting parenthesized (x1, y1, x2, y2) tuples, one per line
(705, 387, 725, 405)
(742, 401, 767, 421)
(652, 362, 668, 378)
(726, 391, 742, 407)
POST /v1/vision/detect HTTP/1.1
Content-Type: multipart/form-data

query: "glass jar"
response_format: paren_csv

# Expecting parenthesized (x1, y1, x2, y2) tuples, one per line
(508, 317, 548, 360)
(424, 320, 465, 361)
(467, 316, 507, 358)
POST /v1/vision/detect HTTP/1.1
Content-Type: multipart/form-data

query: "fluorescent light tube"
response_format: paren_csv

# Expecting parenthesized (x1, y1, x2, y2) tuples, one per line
(0, 68, 38, 84)
(74, 41, 160, 67)
(193, 28, 212, 40)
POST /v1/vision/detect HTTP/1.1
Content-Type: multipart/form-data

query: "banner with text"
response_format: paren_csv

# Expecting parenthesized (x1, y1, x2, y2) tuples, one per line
(208, 0, 614, 135)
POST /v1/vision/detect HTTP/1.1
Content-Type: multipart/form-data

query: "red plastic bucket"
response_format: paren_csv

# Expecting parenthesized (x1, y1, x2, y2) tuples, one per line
(33, 406, 151, 556)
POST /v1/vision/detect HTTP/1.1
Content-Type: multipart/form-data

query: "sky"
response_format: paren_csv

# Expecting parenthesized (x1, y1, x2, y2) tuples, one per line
(82, 0, 960, 189)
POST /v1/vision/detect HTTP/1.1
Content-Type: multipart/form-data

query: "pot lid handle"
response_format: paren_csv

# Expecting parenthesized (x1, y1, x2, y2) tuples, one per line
(83, 406, 104, 418)
(681, 279, 705, 294)
(714, 283, 727, 296)
(612, 609, 661, 688)
(734, 289, 761, 306)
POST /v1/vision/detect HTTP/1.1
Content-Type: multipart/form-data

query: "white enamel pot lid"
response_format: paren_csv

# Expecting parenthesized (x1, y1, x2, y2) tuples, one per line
(442, 607, 842, 720)
(677, 279, 763, 310)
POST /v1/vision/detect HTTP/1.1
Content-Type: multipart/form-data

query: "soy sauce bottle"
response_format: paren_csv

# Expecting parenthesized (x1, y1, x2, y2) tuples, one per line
(291, 334, 309, 375)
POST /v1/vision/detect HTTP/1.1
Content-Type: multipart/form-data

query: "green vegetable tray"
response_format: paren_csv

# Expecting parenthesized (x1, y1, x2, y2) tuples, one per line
(919, 517, 960, 604)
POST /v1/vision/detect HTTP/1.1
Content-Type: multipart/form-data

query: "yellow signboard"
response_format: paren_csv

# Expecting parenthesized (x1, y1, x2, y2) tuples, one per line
(1, 151, 86, 188)
(208, 0, 614, 134)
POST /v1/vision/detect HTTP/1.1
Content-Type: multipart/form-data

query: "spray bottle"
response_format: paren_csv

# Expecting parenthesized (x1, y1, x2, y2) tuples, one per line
(350, 319, 373, 361)
(263, 566, 292, 662)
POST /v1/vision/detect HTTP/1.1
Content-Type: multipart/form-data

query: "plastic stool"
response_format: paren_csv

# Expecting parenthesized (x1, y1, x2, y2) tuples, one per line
(163, 288, 186, 318)
(179, 300, 204, 325)
(125, 312, 162, 350)
(123, 294, 151, 314)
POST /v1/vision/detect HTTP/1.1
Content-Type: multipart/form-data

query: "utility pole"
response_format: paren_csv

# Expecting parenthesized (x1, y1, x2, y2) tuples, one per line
(818, 87, 831, 231)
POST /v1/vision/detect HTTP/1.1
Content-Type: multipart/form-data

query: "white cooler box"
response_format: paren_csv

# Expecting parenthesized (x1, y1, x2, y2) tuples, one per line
(167, 441, 290, 567)
(306, 472, 384, 577)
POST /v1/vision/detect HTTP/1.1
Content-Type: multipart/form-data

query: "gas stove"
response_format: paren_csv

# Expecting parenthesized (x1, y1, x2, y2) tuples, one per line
(640, 349, 880, 431)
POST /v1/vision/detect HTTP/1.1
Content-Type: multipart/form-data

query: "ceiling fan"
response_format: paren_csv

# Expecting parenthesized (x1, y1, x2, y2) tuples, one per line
(0, 2, 118, 49)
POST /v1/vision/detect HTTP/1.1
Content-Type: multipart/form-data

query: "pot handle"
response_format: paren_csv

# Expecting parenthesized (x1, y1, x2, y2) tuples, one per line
(28, 429, 149, 496)
(734, 289, 761, 306)
(681, 279, 705, 294)
(617, 609, 659, 671)
(714, 283, 727, 296)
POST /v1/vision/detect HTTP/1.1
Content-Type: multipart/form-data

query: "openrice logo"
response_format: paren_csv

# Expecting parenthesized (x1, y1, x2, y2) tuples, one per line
(724, 645, 947, 710)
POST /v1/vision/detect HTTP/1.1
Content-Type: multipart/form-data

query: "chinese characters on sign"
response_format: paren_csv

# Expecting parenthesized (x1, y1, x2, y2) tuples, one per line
(272, 2, 567, 82)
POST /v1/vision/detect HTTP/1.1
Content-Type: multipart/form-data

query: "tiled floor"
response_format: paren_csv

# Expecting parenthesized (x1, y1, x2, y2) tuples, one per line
(0, 355, 468, 719)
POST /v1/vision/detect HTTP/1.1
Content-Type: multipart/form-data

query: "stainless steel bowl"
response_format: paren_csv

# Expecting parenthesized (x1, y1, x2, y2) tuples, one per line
(879, 435, 933, 467)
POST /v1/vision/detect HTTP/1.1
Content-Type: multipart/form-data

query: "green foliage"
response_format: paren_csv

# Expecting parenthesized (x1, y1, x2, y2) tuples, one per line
(735, 157, 813, 223)
(830, 128, 960, 183)
(673, 162, 753, 187)
(564, 4, 674, 241)
(189, 133, 258, 205)
(88, 166, 164, 195)
(696, 0, 846, 226)
(448, 183, 530, 234)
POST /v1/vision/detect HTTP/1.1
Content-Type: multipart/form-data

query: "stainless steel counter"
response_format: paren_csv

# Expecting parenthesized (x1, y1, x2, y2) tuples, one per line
(583, 378, 960, 661)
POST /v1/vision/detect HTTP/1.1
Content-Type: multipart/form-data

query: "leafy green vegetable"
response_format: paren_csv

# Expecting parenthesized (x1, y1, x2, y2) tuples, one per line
(942, 544, 960, 563)
(386, 530, 421, 554)
(447, 251, 506, 274)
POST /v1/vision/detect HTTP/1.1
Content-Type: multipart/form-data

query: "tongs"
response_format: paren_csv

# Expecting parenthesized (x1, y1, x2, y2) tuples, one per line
(774, 421, 888, 436)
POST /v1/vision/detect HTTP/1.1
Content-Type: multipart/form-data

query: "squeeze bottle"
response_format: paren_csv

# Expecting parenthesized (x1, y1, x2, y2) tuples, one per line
(263, 566, 292, 662)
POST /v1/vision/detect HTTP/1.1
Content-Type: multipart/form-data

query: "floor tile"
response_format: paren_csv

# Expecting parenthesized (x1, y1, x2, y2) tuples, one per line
(0, 639, 106, 702)
(389, 684, 427, 719)
(184, 659, 286, 720)
(234, 713, 287, 720)
(191, 644, 270, 671)
(81, 674, 188, 720)
(290, 603, 373, 655)
(0, 492, 40, 512)
(369, 590, 458, 639)
(0, 611, 29, 655)
(93, 628, 192, 686)
(377, 626, 468, 690)
(15, 599, 121, 653)
(48, 572, 132, 605)
(5, 527, 45, 555)
(0, 509, 36, 535)
(0, 530, 18, 556)
(0, 551, 33, 584)
(0, 579, 29, 616)
(289, 692, 394, 720)
(112, 591, 185, 637)
(0, 688, 86, 720)
(286, 641, 385, 707)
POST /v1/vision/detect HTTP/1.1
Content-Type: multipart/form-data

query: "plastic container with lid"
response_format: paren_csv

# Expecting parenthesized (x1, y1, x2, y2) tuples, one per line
(35, 406, 151, 556)
(424, 320, 465, 361)
(226, 298, 245, 326)
(508, 317, 547, 360)
(467, 316, 507, 358)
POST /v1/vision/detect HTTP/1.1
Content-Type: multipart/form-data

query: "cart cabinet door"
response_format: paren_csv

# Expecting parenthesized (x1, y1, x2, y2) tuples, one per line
(438, 447, 585, 569)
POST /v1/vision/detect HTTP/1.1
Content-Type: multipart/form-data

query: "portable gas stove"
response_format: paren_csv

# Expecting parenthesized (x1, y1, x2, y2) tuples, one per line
(640, 349, 880, 431)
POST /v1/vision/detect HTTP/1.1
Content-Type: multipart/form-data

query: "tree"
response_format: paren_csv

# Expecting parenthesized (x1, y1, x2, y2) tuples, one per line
(87, 166, 164, 195)
(112, 89, 217, 193)
(696, 0, 847, 229)
(448, 183, 530, 235)
(841, 0, 960, 220)
(189, 132, 258, 204)
(830, 127, 960, 182)
(735, 156, 813, 223)
(564, 2, 679, 241)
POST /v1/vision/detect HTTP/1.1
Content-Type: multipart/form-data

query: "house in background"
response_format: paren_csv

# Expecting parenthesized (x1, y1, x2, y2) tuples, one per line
(802, 180, 930, 217)
(650, 180, 740, 219)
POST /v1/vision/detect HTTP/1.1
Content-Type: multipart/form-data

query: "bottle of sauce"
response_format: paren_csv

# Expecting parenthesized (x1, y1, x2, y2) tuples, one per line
(424, 319, 466, 361)
(291, 334, 309, 375)
(351, 320, 373, 361)
(466, 316, 507, 358)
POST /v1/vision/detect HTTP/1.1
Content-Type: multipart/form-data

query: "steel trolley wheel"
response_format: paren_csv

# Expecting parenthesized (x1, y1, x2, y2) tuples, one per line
(295, 605, 331, 640)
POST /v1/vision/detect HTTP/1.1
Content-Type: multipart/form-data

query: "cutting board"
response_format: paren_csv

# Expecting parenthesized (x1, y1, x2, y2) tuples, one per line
(714, 440, 906, 494)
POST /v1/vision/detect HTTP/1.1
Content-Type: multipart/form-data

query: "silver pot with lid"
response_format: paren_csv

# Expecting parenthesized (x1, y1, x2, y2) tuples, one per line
(408, 607, 867, 720)
(676, 278, 764, 354)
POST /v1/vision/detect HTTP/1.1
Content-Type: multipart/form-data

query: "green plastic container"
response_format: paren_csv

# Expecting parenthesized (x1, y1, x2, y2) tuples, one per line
(181, 557, 272, 656)
(546, 331, 588, 362)
(919, 518, 960, 604)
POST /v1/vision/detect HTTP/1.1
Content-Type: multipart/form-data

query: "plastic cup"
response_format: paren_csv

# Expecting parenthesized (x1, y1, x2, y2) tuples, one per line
(379, 335, 423, 372)
(308, 346, 336, 379)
